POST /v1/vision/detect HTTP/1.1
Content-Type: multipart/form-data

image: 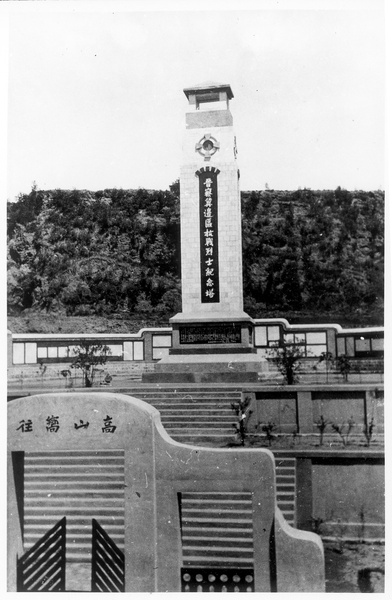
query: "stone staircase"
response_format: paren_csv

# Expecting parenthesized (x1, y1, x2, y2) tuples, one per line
(274, 457, 296, 526)
(23, 450, 125, 563)
(123, 386, 297, 527)
(121, 386, 243, 445)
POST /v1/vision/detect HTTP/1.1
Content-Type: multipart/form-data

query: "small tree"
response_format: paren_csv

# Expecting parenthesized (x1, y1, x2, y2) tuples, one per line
(60, 368, 72, 388)
(317, 351, 334, 383)
(269, 345, 303, 385)
(315, 415, 329, 446)
(336, 354, 351, 382)
(363, 417, 375, 447)
(331, 417, 356, 447)
(260, 421, 276, 447)
(231, 396, 253, 446)
(70, 341, 111, 388)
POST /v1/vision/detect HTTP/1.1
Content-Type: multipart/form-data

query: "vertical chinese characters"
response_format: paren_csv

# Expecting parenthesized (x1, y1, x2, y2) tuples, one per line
(198, 168, 220, 302)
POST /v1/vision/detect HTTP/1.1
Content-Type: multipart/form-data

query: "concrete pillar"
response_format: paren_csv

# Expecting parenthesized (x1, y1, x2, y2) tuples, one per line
(143, 331, 153, 362)
(7, 330, 13, 368)
(297, 391, 314, 434)
(296, 458, 313, 531)
(326, 329, 336, 358)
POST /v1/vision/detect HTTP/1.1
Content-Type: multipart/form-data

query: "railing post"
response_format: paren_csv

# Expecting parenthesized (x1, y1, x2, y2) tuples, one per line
(297, 391, 313, 434)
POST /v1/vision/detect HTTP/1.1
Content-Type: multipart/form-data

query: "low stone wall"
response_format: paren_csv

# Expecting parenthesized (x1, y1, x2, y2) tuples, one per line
(275, 450, 384, 541)
(7, 361, 155, 388)
(246, 384, 384, 437)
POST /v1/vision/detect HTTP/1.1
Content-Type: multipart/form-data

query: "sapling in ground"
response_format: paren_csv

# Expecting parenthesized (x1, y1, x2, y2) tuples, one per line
(60, 369, 72, 388)
(331, 416, 356, 447)
(318, 351, 334, 383)
(336, 354, 351, 382)
(358, 505, 366, 543)
(334, 518, 347, 554)
(260, 421, 276, 447)
(291, 429, 299, 446)
(268, 345, 303, 385)
(71, 341, 111, 388)
(231, 396, 253, 446)
(316, 415, 329, 446)
(312, 516, 325, 535)
(363, 417, 375, 447)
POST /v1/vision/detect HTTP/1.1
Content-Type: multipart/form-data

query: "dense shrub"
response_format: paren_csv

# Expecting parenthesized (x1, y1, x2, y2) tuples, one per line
(7, 185, 384, 326)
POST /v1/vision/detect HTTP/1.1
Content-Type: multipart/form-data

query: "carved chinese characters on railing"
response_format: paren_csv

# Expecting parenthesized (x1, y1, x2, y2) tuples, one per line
(74, 420, 89, 430)
(15, 414, 117, 434)
(16, 419, 33, 433)
(102, 415, 117, 433)
(46, 415, 60, 432)
(197, 167, 220, 303)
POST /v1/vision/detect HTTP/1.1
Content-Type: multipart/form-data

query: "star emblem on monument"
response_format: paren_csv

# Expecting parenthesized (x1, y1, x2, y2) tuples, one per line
(195, 133, 220, 161)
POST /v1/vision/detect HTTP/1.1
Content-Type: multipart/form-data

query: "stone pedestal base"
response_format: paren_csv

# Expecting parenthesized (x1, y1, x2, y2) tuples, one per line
(143, 312, 266, 383)
(142, 353, 267, 383)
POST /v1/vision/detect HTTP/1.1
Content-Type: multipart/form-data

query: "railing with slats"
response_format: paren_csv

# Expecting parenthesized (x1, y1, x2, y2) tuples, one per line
(17, 516, 66, 592)
(91, 518, 125, 592)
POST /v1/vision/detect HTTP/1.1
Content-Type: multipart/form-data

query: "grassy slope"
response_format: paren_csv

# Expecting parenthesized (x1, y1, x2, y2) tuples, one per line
(7, 313, 171, 334)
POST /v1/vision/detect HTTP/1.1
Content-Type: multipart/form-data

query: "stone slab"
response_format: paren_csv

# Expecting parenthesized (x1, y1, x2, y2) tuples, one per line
(142, 371, 260, 383)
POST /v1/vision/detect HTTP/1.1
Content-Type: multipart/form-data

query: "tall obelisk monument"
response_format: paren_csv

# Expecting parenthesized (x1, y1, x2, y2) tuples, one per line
(147, 83, 261, 382)
(177, 82, 247, 319)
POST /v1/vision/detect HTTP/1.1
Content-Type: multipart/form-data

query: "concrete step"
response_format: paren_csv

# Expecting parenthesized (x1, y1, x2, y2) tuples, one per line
(274, 456, 296, 526)
(160, 414, 235, 421)
(135, 393, 242, 400)
(161, 422, 235, 430)
(125, 389, 242, 396)
(155, 404, 235, 410)
(166, 428, 235, 436)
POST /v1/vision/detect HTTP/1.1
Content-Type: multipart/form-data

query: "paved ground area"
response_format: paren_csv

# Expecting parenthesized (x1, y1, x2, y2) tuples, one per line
(67, 564, 91, 592)
(7, 370, 384, 397)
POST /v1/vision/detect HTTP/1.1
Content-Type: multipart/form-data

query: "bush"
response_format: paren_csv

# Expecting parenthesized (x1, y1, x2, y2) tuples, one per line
(70, 341, 111, 387)
(268, 345, 304, 385)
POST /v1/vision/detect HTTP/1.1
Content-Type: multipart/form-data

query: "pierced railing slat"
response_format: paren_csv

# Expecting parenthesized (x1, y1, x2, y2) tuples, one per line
(92, 518, 125, 592)
(17, 517, 66, 592)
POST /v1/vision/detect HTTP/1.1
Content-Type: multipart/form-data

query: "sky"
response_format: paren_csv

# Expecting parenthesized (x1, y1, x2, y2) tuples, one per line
(1, 0, 386, 201)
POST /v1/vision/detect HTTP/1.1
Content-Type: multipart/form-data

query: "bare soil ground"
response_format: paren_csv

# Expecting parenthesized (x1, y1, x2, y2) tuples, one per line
(226, 434, 383, 452)
(64, 542, 385, 592)
(324, 541, 385, 593)
(7, 313, 169, 334)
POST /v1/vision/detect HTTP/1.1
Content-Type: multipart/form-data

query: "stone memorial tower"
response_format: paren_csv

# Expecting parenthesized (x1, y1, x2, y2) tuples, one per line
(146, 82, 262, 382)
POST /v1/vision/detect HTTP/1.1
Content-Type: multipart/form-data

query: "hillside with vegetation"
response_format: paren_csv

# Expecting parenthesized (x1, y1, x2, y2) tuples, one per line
(7, 184, 384, 333)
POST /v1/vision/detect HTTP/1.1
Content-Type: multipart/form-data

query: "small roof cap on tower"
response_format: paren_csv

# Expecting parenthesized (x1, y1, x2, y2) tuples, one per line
(183, 82, 234, 102)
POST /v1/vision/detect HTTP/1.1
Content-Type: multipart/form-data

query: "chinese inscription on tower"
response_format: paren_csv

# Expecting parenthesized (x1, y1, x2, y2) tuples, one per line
(197, 166, 220, 303)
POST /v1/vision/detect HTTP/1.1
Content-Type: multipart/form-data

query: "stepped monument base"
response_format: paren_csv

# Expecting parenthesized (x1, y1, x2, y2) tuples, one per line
(142, 314, 267, 383)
